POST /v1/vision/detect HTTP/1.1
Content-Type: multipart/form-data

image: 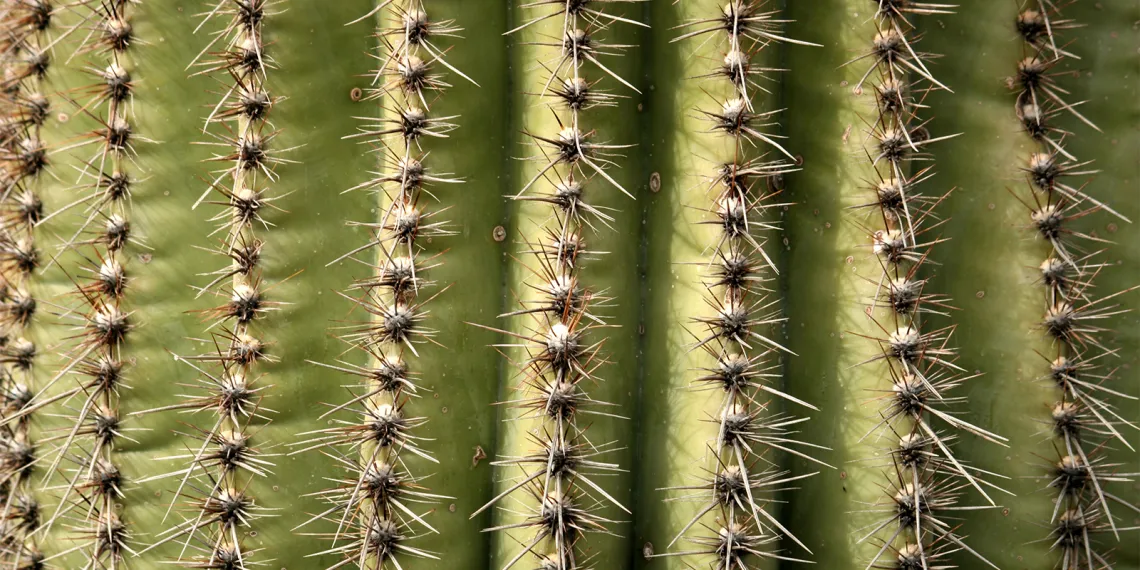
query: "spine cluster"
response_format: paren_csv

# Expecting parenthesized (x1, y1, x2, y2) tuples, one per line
(1011, 4, 1138, 567)
(141, 1, 282, 565)
(851, 2, 1008, 568)
(0, 0, 53, 566)
(473, 1, 644, 568)
(294, 1, 469, 567)
(657, 2, 824, 566)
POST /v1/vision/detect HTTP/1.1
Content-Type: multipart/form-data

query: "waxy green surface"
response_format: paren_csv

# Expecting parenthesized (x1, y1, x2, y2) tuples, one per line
(16, 1, 1135, 568)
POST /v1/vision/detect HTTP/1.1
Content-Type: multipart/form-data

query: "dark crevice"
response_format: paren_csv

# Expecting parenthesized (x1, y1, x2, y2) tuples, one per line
(772, 0, 797, 565)
(775, 0, 856, 567)
(626, 0, 657, 566)
(482, 1, 519, 566)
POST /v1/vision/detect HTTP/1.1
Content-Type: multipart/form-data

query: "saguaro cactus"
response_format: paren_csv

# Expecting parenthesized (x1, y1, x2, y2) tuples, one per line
(0, 1, 1135, 569)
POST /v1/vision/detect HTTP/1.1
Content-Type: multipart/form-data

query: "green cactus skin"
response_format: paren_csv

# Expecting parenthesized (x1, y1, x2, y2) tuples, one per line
(775, 0, 889, 566)
(0, 1, 1132, 569)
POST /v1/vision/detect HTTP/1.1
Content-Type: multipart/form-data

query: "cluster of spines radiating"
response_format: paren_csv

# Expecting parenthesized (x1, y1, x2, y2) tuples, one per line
(290, 2, 469, 568)
(848, 2, 1011, 569)
(134, 1, 282, 566)
(1011, 4, 1138, 569)
(652, 2, 826, 567)
(469, 1, 645, 569)
(0, 0, 53, 566)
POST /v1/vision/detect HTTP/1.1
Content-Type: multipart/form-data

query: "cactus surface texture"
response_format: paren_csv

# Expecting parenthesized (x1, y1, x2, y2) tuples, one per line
(0, 0, 1135, 569)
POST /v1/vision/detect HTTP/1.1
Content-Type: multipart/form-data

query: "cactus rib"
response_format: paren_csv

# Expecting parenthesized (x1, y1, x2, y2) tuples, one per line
(845, 4, 1012, 569)
(135, 1, 285, 565)
(1009, 3, 1139, 568)
(290, 1, 476, 568)
(478, 1, 646, 569)
(649, 2, 828, 567)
